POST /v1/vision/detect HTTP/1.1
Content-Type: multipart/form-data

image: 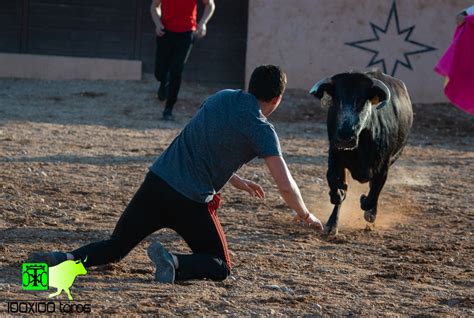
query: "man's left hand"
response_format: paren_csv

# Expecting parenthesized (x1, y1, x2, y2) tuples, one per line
(230, 175, 265, 199)
(241, 179, 265, 198)
(196, 23, 207, 38)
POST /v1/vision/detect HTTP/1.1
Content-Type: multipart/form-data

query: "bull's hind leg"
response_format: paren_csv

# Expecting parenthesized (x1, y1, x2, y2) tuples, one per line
(360, 170, 388, 223)
(48, 288, 62, 299)
(325, 155, 348, 236)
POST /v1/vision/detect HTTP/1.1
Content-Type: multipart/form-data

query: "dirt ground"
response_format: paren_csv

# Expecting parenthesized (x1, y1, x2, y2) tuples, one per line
(0, 75, 473, 316)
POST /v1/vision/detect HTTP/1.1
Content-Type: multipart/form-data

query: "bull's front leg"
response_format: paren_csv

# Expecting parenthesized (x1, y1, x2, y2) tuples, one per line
(64, 288, 73, 300)
(325, 152, 347, 236)
(360, 169, 388, 223)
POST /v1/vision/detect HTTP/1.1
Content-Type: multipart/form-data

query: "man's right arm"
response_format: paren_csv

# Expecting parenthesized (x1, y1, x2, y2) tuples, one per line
(264, 155, 323, 231)
(150, 0, 165, 36)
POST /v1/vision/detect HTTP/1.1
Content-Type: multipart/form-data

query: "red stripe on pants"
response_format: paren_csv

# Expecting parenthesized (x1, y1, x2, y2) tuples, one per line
(208, 194, 232, 271)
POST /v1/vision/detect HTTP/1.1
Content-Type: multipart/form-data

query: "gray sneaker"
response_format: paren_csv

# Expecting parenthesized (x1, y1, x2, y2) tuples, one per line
(147, 242, 175, 284)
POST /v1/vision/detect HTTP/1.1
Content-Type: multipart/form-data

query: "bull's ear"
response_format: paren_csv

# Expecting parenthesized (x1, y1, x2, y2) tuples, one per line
(309, 78, 334, 99)
(368, 79, 391, 110)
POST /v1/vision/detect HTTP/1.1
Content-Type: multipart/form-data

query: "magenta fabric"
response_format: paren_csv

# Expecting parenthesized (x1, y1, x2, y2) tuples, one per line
(435, 15, 474, 115)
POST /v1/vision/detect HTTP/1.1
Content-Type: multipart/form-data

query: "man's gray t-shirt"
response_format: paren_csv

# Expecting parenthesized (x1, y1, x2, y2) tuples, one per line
(150, 89, 282, 203)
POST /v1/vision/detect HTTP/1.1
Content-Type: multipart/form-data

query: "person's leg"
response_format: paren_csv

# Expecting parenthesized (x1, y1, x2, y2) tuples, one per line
(70, 172, 169, 267)
(163, 31, 194, 117)
(154, 33, 173, 101)
(167, 195, 231, 281)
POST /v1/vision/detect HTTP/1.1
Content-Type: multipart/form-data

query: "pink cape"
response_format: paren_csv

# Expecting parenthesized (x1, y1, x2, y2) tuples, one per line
(434, 15, 474, 115)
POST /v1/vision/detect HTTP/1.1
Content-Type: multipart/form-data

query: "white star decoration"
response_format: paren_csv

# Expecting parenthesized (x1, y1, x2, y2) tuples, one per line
(346, 1, 436, 76)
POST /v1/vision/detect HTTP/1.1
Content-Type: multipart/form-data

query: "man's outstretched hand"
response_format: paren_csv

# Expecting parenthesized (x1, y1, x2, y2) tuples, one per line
(293, 211, 324, 232)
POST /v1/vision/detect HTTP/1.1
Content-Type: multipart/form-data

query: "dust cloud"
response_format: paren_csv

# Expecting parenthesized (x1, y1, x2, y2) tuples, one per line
(308, 166, 423, 231)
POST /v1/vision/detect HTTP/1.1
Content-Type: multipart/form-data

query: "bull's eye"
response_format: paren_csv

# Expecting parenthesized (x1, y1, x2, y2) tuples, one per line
(370, 96, 380, 105)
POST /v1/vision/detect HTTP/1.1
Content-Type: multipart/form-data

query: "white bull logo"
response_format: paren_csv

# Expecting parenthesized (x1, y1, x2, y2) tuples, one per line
(48, 257, 88, 300)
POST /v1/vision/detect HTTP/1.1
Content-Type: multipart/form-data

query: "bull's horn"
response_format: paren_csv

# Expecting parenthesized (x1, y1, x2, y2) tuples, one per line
(309, 78, 332, 99)
(83, 256, 88, 263)
(372, 79, 391, 110)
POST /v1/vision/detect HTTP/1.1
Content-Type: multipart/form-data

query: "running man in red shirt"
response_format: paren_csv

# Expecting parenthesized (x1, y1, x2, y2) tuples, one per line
(151, 0, 215, 120)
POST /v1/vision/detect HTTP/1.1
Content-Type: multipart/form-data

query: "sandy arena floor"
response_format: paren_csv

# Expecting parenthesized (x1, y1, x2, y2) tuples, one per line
(0, 76, 473, 315)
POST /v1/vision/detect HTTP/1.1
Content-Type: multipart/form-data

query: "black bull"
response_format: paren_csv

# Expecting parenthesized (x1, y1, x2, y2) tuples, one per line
(310, 71, 413, 235)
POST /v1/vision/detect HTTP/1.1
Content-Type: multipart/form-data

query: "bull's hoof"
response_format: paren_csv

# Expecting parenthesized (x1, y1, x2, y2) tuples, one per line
(323, 224, 338, 237)
(364, 210, 376, 223)
(360, 194, 374, 211)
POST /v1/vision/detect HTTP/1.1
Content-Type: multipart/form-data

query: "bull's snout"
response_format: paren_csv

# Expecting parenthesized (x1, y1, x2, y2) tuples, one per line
(335, 135, 357, 150)
(335, 119, 359, 150)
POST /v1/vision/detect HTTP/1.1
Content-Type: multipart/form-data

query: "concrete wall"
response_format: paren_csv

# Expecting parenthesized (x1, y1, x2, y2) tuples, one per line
(246, 0, 471, 103)
(0, 53, 141, 80)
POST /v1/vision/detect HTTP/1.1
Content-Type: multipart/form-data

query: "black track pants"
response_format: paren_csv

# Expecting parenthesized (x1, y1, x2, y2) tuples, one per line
(71, 172, 231, 281)
(154, 30, 194, 111)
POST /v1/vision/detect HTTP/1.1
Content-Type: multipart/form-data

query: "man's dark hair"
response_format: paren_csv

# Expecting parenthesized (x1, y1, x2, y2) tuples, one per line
(248, 65, 287, 102)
